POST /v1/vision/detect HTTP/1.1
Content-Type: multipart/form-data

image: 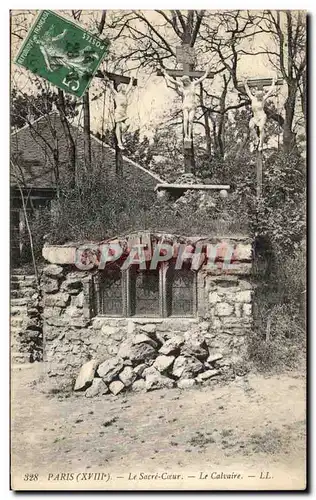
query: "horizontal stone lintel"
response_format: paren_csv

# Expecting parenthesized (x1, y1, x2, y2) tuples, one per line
(42, 239, 252, 266)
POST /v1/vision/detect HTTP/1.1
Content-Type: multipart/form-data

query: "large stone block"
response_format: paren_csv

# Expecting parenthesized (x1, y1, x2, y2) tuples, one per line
(132, 379, 146, 392)
(144, 367, 174, 391)
(74, 360, 97, 391)
(196, 369, 219, 382)
(42, 245, 76, 265)
(132, 333, 158, 349)
(129, 342, 157, 364)
(85, 378, 108, 397)
(153, 355, 175, 373)
(159, 335, 184, 355)
(177, 378, 196, 389)
(172, 355, 203, 379)
(109, 380, 125, 395)
(119, 366, 136, 387)
(97, 357, 124, 383)
(43, 264, 64, 279)
(117, 338, 133, 359)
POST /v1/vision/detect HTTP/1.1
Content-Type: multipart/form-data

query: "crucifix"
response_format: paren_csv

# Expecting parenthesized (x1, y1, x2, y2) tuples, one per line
(95, 70, 137, 176)
(237, 76, 283, 199)
(157, 44, 214, 175)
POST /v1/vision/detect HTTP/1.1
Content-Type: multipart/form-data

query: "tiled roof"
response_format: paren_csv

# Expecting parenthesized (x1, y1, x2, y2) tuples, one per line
(10, 111, 163, 190)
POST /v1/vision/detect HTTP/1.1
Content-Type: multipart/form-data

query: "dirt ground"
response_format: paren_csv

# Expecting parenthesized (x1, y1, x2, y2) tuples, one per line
(11, 363, 306, 491)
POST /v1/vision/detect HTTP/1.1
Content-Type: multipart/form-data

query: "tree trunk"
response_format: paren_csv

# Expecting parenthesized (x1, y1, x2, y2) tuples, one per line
(57, 89, 76, 188)
(283, 81, 297, 153)
(83, 92, 92, 171)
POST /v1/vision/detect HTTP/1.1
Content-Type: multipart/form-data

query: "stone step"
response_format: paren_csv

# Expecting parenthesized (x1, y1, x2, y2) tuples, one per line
(11, 316, 24, 327)
(11, 297, 30, 307)
(11, 289, 35, 299)
(11, 275, 36, 282)
(11, 352, 31, 363)
(11, 305, 28, 316)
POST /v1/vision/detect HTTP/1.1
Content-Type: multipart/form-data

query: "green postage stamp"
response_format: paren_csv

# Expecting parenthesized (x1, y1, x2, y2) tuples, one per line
(15, 10, 109, 97)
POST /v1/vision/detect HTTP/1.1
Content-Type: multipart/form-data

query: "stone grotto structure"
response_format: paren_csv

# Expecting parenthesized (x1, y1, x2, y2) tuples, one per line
(39, 231, 254, 395)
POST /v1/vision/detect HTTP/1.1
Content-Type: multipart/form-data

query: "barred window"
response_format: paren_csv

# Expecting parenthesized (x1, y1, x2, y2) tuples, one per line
(129, 265, 160, 317)
(93, 261, 196, 318)
(95, 264, 123, 317)
(166, 261, 196, 317)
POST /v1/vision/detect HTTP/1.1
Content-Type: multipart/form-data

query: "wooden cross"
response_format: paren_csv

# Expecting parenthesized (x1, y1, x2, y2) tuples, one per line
(95, 70, 137, 177)
(157, 44, 214, 174)
(237, 77, 283, 93)
(237, 76, 283, 200)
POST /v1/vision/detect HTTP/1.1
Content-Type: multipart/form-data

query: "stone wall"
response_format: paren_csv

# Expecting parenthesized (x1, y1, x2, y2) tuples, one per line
(11, 274, 42, 363)
(41, 235, 254, 391)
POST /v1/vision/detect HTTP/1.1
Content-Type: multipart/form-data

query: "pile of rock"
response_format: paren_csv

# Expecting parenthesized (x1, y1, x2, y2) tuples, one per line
(74, 327, 223, 397)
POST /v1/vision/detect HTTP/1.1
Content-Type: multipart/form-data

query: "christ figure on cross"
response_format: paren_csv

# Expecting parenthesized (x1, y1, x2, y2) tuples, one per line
(243, 76, 277, 151)
(160, 65, 211, 141)
(106, 76, 134, 150)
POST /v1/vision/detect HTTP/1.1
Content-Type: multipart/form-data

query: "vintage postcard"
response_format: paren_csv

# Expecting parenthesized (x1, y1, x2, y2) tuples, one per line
(10, 9, 307, 491)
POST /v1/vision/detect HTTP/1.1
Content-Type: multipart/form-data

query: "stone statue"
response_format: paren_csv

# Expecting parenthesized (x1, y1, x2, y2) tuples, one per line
(107, 76, 134, 150)
(243, 77, 277, 151)
(160, 66, 211, 141)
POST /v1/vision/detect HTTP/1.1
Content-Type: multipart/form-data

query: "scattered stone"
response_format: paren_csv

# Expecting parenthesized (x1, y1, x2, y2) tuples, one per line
(107, 345, 119, 356)
(144, 368, 175, 391)
(172, 355, 203, 379)
(181, 345, 208, 361)
(85, 378, 108, 398)
(153, 355, 175, 373)
(196, 369, 219, 382)
(132, 333, 158, 349)
(133, 363, 147, 377)
(109, 381, 125, 395)
(117, 338, 133, 359)
(132, 379, 146, 392)
(129, 343, 157, 365)
(159, 335, 184, 355)
(74, 360, 97, 391)
(119, 366, 136, 387)
(97, 357, 124, 383)
(177, 378, 196, 389)
(123, 358, 133, 366)
(207, 353, 223, 364)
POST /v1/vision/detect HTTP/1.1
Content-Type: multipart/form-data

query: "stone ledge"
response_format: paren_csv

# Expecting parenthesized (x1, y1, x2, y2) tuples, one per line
(42, 245, 76, 265)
